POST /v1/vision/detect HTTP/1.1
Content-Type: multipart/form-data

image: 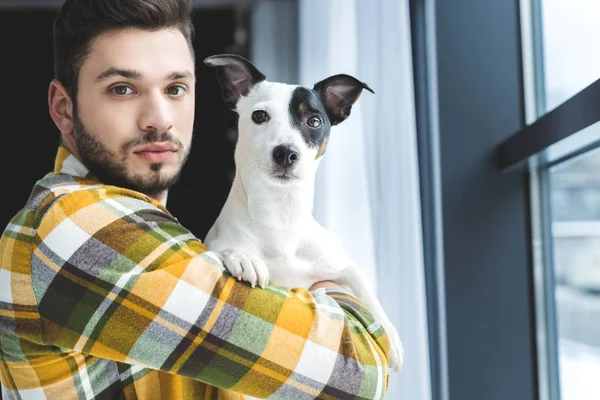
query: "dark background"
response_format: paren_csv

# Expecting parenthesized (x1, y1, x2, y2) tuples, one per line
(0, 6, 244, 240)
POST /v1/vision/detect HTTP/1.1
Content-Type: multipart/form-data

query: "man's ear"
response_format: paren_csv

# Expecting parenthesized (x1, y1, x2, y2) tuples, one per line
(204, 54, 266, 105)
(48, 79, 74, 136)
(313, 74, 374, 125)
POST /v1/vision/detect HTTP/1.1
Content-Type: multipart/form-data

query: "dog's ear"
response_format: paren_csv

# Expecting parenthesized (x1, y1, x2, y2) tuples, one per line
(204, 54, 266, 105)
(313, 74, 374, 125)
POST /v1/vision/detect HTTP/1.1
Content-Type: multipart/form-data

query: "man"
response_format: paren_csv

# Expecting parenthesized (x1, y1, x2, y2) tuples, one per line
(0, 0, 391, 399)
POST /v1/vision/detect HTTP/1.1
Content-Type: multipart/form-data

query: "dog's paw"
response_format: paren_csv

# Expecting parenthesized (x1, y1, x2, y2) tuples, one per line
(221, 249, 269, 288)
(381, 319, 404, 373)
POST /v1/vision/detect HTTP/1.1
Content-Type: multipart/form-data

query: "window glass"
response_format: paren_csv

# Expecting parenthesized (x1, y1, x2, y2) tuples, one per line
(542, 0, 600, 112)
(550, 147, 600, 400)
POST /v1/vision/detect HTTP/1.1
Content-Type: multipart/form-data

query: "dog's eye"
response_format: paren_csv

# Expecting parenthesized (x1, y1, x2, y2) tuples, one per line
(252, 110, 269, 124)
(307, 116, 322, 128)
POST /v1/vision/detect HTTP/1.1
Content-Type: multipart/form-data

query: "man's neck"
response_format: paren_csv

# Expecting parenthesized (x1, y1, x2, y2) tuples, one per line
(60, 138, 170, 207)
(61, 137, 80, 161)
(151, 191, 169, 207)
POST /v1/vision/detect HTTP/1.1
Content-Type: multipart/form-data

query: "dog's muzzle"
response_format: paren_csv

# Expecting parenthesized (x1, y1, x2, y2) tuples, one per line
(272, 144, 300, 168)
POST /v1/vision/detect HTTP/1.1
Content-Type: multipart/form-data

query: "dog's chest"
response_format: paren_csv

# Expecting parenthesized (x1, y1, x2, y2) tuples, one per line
(257, 232, 344, 289)
(260, 238, 311, 287)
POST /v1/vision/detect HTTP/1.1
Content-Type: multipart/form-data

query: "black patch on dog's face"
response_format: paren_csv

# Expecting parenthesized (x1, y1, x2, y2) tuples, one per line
(289, 87, 332, 158)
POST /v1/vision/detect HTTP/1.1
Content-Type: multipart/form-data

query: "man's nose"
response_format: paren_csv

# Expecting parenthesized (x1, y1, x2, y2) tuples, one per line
(138, 91, 174, 134)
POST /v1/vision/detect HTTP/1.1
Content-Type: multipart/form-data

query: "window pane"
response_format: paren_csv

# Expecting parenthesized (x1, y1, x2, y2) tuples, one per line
(542, 0, 600, 112)
(550, 146, 600, 400)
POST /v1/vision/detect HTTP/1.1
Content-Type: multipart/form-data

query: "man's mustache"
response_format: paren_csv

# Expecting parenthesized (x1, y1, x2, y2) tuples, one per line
(122, 130, 183, 152)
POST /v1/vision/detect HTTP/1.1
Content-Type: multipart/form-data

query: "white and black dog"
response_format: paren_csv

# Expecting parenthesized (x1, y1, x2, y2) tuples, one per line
(203, 54, 403, 373)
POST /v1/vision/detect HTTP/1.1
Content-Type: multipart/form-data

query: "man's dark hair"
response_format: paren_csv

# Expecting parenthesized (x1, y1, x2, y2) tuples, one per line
(53, 0, 195, 99)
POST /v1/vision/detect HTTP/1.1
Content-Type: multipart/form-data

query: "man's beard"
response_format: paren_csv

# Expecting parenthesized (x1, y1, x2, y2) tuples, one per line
(72, 111, 190, 198)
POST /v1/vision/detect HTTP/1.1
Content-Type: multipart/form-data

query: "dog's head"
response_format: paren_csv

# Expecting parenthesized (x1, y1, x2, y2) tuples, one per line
(204, 54, 373, 185)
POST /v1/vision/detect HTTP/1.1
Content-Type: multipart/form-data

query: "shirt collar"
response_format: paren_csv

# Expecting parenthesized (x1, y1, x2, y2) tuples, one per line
(54, 146, 91, 178)
(52, 146, 174, 215)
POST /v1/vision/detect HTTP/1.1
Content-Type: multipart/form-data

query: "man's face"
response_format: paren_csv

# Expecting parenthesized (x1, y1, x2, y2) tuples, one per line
(74, 28, 195, 196)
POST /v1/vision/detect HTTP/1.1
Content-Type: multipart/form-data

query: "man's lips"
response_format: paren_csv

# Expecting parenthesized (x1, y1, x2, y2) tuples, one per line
(134, 143, 178, 163)
(134, 142, 178, 153)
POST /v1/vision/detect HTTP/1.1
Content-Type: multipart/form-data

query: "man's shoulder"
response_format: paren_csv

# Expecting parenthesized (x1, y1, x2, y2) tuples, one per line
(2, 173, 98, 232)
(18, 173, 167, 227)
(28, 173, 103, 206)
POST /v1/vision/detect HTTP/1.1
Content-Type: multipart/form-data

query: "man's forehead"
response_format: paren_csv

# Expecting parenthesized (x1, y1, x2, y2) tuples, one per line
(82, 28, 195, 80)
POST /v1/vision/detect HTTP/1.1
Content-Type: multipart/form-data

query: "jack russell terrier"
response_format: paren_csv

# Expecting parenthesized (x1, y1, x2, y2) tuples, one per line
(203, 54, 403, 373)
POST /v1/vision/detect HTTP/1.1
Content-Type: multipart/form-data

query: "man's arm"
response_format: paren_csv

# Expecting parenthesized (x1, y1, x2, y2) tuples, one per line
(309, 280, 340, 291)
(32, 186, 390, 399)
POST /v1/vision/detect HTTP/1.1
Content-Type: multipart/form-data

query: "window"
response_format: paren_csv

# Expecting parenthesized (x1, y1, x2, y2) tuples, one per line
(542, 1, 600, 397)
(498, 1, 600, 400)
(542, 0, 600, 112)
(549, 142, 600, 400)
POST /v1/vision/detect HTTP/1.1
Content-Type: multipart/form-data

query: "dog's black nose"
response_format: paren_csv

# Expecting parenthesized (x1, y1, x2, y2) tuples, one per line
(273, 144, 300, 167)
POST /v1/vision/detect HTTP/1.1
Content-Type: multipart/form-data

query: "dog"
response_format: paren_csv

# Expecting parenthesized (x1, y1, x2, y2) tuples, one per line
(202, 54, 403, 374)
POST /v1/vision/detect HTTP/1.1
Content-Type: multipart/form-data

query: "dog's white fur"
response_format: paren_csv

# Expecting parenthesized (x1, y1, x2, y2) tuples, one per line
(204, 80, 404, 373)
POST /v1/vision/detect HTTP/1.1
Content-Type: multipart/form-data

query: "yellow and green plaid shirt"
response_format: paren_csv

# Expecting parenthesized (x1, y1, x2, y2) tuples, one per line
(0, 147, 390, 399)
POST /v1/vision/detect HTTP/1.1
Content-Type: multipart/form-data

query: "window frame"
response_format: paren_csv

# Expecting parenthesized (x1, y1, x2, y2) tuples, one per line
(410, 1, 449, 400)
(413, 0, 536, 399)
(498, 1, 600, 399)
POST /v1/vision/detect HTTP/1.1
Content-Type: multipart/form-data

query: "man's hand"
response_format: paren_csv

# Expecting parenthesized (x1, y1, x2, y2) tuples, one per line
(309, 280, 341, 291)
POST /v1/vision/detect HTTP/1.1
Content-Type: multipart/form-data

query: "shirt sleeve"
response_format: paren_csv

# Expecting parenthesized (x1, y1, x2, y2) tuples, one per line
(32, 186, 390, 399)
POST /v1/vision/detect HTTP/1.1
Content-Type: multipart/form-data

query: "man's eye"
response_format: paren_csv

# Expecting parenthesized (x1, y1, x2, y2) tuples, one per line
(167, 85, 186, 96)
(110, 86, 134, 96)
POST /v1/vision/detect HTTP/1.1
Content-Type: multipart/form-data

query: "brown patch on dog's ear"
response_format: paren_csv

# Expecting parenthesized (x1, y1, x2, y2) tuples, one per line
(316, 137, 329, 159)
(313, 74, 374, 125)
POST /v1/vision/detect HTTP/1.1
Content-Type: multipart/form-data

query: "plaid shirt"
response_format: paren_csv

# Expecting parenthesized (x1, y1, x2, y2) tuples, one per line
(0, 147, 390, 399)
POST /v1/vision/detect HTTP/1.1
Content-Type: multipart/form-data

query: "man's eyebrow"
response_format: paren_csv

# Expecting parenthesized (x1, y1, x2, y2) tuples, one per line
(95, 68, 195, 83)
(96, 68, 143, 82)
(166, 71, 195, 81)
